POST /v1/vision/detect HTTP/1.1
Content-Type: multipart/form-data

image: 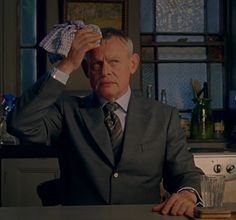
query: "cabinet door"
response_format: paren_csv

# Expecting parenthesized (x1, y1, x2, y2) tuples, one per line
(1, 158, 59, 207)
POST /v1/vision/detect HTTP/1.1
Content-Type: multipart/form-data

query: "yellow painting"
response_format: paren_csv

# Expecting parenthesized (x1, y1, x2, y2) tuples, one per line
(66, 2, 124, 30)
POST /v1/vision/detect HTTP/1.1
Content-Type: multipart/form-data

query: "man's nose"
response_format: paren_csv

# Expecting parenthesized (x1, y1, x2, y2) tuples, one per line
(101, 62, 111, 75)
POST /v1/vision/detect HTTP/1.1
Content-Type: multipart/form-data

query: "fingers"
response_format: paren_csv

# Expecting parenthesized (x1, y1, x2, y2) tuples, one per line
(170, 199, 194, 216)
(61, 27, 102, 73)
(152, 201, 166, 212)
(160, 193, 180, 215)
(152, 193, 195, 216)
(72, 27, 102, 53)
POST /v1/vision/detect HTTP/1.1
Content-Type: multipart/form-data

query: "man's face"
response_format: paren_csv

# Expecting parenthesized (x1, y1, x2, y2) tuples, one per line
(87, 36, 139, 101)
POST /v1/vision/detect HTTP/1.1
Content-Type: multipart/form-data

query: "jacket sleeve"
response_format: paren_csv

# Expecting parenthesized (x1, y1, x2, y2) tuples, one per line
(162, 108, 204, 194)
(7, 73, 66, 145)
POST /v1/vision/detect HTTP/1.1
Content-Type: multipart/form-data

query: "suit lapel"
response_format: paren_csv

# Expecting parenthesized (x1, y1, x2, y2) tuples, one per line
(79, 93, 152, 167)
(79, 95, 115, 166)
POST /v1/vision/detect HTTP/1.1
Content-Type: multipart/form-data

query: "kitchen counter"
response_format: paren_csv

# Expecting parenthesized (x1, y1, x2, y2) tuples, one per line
(0, 204, 236, 220)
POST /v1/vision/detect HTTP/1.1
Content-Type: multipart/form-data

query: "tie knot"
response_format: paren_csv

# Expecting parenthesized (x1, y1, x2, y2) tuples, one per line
(103, 102, 119, 113)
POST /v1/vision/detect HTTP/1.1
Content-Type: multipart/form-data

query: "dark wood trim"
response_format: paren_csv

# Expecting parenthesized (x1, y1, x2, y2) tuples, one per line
(36, 0, 47, 79)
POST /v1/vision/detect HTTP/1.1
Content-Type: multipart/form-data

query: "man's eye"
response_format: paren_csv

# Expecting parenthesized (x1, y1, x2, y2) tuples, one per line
(91, 60, 103, 68)
(110, 60, 119, 65)
(91, 63, 101, 70)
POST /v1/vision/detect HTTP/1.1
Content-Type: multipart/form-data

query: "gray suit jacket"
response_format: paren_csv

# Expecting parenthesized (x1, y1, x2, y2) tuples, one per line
(7, 74, 203, 205)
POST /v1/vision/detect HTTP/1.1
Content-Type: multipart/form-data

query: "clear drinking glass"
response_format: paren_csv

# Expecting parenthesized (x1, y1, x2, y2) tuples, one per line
(201, 175, 225, 207)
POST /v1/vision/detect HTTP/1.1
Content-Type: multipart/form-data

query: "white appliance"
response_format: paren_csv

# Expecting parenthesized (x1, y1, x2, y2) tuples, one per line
(193, 151, 236, 203)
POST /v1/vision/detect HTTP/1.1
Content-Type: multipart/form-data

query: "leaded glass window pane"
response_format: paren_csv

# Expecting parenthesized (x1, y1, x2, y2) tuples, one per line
(20, 0, 37, 46)
(142, 64, 156, 99)
(158, 47, 206, 60)
(210, 63, 223, 109)
(156, 0, 204, 33)
(140, 0, 154, 32)
(20, 49, 37, 92)
(142, 47, 155, 60)
(158, 63, 207, 109)
(207, 0, 220, 33)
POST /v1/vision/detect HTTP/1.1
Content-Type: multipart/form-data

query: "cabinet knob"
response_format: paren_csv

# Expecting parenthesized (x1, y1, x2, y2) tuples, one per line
(213, 164, 221, 173)
(226, 164, 235, 174)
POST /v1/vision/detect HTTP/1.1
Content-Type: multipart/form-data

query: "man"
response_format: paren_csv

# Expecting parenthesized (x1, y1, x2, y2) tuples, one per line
(7, 27, 203, 216)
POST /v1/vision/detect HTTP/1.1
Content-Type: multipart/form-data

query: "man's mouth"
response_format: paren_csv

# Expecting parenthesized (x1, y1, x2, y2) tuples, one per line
(100, 81, 116, 86)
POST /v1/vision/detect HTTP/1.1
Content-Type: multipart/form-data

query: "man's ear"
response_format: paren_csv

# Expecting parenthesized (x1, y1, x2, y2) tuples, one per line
(130, 53, 140, 75)
(81, 59, 89, 78)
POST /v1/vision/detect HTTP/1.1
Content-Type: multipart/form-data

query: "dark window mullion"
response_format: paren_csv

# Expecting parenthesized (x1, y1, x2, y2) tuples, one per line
(36, 0, 46, 78)
(153, 0, 159, 100)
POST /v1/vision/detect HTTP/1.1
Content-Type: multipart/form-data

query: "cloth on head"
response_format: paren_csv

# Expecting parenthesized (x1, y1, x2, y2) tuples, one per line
(39, 20, 101, 64)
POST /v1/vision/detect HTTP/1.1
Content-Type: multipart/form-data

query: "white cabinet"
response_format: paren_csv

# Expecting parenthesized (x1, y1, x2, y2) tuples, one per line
(1, 158, 59, 207)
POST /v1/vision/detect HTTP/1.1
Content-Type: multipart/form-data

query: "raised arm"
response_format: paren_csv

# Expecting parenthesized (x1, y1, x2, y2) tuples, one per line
(7, 27, 102, 144)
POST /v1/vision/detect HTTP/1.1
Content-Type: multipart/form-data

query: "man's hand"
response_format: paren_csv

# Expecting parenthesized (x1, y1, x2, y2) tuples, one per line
(56, 27, 102, 75)
(152, 190, 197, 216)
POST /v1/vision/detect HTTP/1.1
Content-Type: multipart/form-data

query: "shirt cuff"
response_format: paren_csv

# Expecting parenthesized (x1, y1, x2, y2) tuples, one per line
(177, 187, 203, 207)
(50, 67, 70, 85)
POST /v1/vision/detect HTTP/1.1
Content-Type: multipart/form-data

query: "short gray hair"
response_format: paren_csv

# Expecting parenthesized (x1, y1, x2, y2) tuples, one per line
(101, 28, 133, 56)
(85, 28, 133, 60)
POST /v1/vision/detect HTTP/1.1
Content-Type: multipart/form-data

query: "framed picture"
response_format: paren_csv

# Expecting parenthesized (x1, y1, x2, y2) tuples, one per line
(63, 0, 128, 33)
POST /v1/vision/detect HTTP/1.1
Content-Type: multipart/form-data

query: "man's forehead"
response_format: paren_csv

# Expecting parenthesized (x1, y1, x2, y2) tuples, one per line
(86, 37, 129, 62)
(92, 37, 127, 53)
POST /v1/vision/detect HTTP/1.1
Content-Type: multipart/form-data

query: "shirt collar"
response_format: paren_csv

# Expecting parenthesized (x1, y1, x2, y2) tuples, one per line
(99, 87, 131, 113)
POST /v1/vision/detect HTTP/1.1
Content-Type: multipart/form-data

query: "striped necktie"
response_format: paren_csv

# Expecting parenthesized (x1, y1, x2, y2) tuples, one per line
(103, 102, 123, 163)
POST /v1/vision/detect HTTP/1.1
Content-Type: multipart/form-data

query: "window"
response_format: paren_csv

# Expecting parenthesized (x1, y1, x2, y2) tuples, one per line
(140, 0, 228, 115)
(19, 0, 46, 93)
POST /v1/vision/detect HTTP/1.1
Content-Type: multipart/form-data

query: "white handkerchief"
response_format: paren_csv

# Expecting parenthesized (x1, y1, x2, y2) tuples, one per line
(39, 20, 101, 63)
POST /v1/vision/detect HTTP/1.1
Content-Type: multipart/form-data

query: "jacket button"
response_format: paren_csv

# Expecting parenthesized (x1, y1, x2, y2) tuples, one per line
(113, 172, 119, 178)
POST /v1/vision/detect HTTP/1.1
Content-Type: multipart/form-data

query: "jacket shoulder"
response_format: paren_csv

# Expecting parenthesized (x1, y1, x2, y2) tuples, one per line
(131, 92, 176, 113)
(58, 91, 94, 108)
